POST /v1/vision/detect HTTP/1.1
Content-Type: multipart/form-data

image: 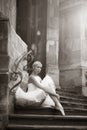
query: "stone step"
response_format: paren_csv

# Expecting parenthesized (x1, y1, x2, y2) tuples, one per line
(9, 114, 87, 126)
(60, 100, 87, 109)
(14, 95, 87, 108)
(14, 106, 87, 115)
(14, 107, 61, 115)
(65, 107, 87, 115)
(60, 95, 87, 104)
(14, 97, 87, 113)
(7, 90, 87, 130)
(57, 89, 87, 100)
(7, 124, 87, 130)
(58, 89, 87, 106)
(13, 88, 87, 116)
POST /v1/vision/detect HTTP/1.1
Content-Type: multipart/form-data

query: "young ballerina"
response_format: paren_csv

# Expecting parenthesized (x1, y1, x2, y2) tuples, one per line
(15, 60, 65, 116)
(28, 61, 65, 116)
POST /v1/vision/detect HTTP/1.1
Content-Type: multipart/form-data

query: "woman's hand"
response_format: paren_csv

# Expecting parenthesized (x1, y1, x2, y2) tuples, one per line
(49, 93, 60, 100)
(56, 94, 60, 100)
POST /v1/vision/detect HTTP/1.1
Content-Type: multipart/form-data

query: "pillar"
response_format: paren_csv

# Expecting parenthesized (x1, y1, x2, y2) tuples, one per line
(59, 0, 87, 95)
(0, 14, 9, 129)
(46, 0, 59, 87)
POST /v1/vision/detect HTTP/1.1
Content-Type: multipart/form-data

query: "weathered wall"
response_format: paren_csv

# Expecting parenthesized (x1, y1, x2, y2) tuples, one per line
(46, 0, 59, 87)
(0, 0, 16, 29)
(59, 0, 82, 92)
(0, 2, 28, 129)
(0, 17, 27, 129)
(80, 3, 87, 96)
(0, 17, 9, 115)
(0, 0, 16, 116)
(59, 0, 87, 95)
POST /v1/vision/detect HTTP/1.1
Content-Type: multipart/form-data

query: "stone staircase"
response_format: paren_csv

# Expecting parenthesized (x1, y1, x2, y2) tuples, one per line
(7, 89, 87, 130)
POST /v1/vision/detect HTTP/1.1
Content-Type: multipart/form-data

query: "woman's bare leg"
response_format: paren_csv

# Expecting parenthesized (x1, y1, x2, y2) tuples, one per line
(50, 96, 65, 116)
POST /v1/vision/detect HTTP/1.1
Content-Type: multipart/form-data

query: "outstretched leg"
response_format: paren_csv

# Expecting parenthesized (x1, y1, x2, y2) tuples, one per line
(41, 75, 65, 115)
(50, 96, 65, 116)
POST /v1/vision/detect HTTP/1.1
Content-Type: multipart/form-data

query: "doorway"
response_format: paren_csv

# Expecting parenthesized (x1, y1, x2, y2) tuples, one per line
(16, 0, 47, 78)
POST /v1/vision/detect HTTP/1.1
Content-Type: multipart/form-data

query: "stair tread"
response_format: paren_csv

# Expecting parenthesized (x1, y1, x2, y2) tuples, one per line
(60, 95, 87, 102)
(15, 105, 87, 111)
(64, 107, 87, 111)
(7, 124, 87, 128)
(61, 100, 87, 106)
(57, 89, 87, 99)
(9, 114, 87, 119)
(8, 91, 87, 130)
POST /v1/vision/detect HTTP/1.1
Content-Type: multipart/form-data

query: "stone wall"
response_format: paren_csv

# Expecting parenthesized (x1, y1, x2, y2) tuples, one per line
(0, 16, 28, 129)
(0, 1, 28, 128)
(0, 16, 9, 115)
(0, 1, 16, 128)
(59, 0, 87, 95)
(0, 0, 16, 29)
(59, 1, 82, 92)
(80, 3, 87, 96)
(0, 16, 10, 130)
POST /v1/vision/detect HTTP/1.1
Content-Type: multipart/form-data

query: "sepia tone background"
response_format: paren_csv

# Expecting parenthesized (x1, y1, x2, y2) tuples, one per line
(0, 0, 87, 129)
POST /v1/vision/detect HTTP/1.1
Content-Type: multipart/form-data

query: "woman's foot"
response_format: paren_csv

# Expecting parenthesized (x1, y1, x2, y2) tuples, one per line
(55, 106, 65, 116)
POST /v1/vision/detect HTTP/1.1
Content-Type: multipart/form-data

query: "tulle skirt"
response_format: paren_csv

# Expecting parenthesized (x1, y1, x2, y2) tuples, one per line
(15, 85, 46, 107)
(15, 75, 56, 107)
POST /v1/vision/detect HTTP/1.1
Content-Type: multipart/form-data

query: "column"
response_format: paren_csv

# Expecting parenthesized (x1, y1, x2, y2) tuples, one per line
(59, 0, 87, 95)
(0, 14, 9, 129)
(46, 0, 59, 87)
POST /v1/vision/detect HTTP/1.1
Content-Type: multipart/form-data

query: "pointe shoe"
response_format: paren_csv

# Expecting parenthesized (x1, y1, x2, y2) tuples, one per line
(55, 106, 65, 116)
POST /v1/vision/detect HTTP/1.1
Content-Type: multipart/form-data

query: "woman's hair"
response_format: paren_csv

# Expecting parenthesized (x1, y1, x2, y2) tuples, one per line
(32, 61, 42, 68)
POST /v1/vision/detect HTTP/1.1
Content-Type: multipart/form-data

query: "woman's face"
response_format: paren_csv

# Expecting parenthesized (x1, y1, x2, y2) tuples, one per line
(33, 64, 42, 75)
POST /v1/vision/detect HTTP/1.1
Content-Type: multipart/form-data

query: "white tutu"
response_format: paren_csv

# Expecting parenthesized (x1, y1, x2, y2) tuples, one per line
(41, 75, 56, 107)
(15, 75, 56, 107)
(15, 85, 46, 107)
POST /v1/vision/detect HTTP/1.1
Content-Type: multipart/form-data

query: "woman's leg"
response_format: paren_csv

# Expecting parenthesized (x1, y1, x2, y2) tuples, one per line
(42, 75, 65, 115)
(50, 96, 65, 116)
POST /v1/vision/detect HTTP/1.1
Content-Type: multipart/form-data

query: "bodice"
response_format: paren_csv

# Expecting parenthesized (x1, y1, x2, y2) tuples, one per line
(28, 76, 42, 91)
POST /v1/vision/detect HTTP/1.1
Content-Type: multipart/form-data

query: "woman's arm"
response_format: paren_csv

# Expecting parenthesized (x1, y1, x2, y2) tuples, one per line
(29, 75, 59, 98)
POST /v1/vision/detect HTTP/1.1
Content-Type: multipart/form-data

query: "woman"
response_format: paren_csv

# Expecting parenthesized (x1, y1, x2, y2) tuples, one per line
(15, 61, 65, 116)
